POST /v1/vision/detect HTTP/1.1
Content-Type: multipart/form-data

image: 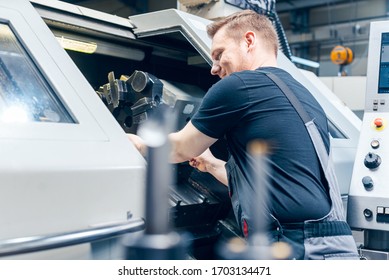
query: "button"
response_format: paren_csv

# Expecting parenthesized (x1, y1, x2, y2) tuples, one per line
(377, 207, 384, 214)
(373, 99, 379, 105)
(374, 118, 384, 127)
(373, 105, 378, 111)
(362, 176, 374, 191)
(364, 208, 373, 219)
(380, 99, 386, 105)
(385, 207, 389, 214)
(371, 139, 380, 149)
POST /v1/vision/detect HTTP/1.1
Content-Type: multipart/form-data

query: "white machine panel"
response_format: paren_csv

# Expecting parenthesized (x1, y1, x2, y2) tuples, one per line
(348, 21, 389, 231)
(0, 0, 145, 259)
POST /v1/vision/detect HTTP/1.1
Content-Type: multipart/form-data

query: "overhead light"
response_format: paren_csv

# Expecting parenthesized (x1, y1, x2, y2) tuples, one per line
(56, 36, 97, 54)
(54, 33, 145, 61)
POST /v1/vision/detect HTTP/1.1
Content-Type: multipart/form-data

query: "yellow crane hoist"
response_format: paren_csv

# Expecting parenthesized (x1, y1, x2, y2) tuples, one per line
(330, 45, 354, 76)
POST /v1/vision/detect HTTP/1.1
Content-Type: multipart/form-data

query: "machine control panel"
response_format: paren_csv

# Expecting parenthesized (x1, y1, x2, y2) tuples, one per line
(348, 111, 389, 230)
(348, 21, 389, 232)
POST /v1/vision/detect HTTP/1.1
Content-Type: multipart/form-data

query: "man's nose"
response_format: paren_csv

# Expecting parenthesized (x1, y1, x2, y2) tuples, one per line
(210, 63, 220, 76)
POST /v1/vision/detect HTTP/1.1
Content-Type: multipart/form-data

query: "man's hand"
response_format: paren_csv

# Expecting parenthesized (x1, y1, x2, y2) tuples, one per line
(189, 148, 215, 173)
(189, 148, 228, 186)
(127, 133, 147, 157)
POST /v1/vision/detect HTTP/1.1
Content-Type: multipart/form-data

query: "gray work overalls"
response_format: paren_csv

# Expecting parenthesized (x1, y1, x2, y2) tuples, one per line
(225, 71, 359, 260)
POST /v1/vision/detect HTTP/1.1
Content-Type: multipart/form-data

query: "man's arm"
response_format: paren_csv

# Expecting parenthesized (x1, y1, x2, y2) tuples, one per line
(128, 121, 217, 163)
(168, 121, 217, 163)
(128, 121, 228, 185)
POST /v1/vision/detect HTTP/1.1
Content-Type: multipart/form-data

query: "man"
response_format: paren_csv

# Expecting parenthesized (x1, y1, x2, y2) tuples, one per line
(128, 10, 359, 260)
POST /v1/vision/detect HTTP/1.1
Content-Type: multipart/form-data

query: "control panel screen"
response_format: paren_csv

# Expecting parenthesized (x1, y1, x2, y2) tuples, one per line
(0, 23, 74, 123)
(378, 32, 389, 93)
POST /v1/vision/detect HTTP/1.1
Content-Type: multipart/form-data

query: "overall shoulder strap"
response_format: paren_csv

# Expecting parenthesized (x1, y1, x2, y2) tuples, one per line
(257, 69, 327, 159)
(260, 71, 312, 124)
(258, 70, 346, 220)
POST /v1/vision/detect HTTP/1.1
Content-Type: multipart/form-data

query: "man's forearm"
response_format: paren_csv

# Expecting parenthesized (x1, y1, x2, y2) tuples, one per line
(206, 158, 228, 187)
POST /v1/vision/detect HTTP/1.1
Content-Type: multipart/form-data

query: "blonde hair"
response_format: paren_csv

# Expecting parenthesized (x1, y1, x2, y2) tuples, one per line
(207, 10, 278, 56)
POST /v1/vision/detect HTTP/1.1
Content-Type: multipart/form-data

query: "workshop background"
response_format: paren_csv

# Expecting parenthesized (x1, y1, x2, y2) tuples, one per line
(59, 0, 389, 77)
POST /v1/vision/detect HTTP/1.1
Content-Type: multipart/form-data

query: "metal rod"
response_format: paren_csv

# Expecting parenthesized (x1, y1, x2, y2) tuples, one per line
(0, 218, 145, 257)
(137, 107, 174, 235)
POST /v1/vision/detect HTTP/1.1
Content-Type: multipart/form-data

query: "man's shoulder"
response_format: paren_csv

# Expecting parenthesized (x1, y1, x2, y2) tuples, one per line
(211, 72, 246, 90)
(255, 66, 289, 77)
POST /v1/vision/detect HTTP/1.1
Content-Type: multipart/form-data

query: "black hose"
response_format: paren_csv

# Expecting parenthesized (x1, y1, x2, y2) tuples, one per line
(272, 12, 293, 60)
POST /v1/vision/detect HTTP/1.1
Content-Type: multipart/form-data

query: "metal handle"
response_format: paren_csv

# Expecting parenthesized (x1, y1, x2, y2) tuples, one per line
(0, 217, 145, 257)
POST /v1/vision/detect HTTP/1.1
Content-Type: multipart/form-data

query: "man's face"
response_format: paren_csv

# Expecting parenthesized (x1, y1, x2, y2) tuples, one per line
(210, 28, 249, 78)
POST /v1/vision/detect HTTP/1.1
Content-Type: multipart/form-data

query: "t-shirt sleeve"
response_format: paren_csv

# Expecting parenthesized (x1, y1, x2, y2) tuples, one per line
(191, 74, 249, 139)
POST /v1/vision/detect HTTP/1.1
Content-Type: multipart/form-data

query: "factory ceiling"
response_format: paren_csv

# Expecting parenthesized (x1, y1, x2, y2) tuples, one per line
(59, 0, 368, 16)
(276, 0, 363, 13)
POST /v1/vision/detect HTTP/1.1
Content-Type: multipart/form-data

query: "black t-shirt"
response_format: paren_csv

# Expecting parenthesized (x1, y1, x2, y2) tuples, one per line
(191, 67, 331, 223)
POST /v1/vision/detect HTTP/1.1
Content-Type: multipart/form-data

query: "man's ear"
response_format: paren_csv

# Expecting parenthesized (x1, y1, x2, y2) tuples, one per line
(244, 31, 256, 49)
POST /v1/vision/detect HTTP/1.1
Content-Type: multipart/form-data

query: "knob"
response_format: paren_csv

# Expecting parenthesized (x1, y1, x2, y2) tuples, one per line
(363, 209, 373, 219)
(362, 176, 374, 191)
(364, 152, 381, 169)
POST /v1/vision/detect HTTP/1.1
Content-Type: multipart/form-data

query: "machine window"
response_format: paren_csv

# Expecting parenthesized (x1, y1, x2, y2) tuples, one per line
(0, 23, 74, 123)
(328, 119, 347, 139)
(378, 32, 389, 94)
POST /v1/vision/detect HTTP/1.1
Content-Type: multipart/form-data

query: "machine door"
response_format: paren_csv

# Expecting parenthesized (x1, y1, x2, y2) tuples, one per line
(0, 0, 145, 259)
